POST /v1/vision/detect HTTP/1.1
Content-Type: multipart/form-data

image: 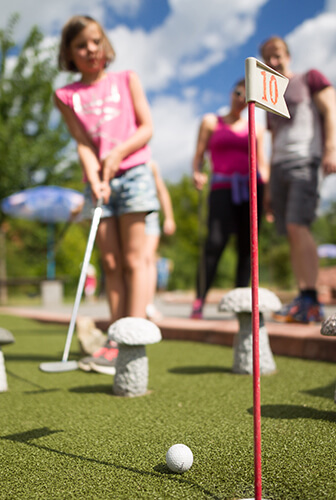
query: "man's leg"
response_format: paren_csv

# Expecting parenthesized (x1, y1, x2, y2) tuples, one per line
(273, 222, 323, 323)
(287, 223, 319, 291)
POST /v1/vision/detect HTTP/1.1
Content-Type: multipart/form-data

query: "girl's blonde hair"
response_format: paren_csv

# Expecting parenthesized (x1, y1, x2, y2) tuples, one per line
(58, 15, 115, 72)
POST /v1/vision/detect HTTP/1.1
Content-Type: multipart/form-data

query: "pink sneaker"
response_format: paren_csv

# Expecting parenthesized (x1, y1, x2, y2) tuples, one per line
(190, 298, 204, 319)
(78, 340, 118, 373)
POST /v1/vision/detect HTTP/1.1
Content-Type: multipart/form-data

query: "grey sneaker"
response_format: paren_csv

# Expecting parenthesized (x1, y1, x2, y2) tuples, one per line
(78, 340, 118, 373)
(90, 361, 116, 376)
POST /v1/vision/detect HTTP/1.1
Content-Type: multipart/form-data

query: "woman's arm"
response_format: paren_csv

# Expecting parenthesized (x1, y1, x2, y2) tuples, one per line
(192, 113, 216, 190)
(256, 124, 269, 183)
(256, 123, 273, 221)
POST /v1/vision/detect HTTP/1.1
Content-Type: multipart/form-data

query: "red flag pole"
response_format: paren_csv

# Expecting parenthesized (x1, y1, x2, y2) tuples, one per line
(248, 100, 262, 500)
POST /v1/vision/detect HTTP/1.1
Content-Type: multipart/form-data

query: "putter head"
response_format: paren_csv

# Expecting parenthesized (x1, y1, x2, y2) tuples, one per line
(39, 360, 78, 373)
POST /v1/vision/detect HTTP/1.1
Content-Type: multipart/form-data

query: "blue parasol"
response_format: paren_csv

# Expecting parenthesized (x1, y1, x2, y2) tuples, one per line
(317, 244, 336, 259)
(1, 186, 84, 279)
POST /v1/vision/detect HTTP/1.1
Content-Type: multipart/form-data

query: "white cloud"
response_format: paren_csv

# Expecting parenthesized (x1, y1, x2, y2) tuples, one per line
(286, 11, 336, 85)
(0, 0, 141, 40)
(326, 0, 336, 12)
(110, 0, 268, 91)
(150, 94, 200, 181)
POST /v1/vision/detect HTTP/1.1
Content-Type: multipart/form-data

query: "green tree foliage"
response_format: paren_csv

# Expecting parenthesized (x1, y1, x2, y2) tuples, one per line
(258, 218, 293, 289)
(312, 202, 336, 267)
(0, 15, 90, 295)
(159, 175, 201, 290)
(313, 202, 336, 246)
(0, 15, 75, 217)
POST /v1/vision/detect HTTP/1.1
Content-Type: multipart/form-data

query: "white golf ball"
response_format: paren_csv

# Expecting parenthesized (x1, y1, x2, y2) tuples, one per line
(166, 444, 193, 473)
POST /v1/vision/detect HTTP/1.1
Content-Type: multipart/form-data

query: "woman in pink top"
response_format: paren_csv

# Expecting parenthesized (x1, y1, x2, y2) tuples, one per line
(55, 16, 159, 372)
(191, 79, 269, 319)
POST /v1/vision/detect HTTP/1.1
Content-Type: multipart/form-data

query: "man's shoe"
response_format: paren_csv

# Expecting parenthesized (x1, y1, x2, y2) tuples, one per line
(291, 299, 324, 324)
(272, 296, 301, 323)
(273, 296, 324, 324)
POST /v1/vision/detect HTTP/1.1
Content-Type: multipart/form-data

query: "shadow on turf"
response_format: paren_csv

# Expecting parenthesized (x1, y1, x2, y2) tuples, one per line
(1, 427, 222, 499)
(248, 404, 336, 422)
(5, 353, 78, 362)
(168, 366, 231, 375)
(69, 384, 112, 395)
(6, 369, 60, 394)
(302, 380, 336, 400)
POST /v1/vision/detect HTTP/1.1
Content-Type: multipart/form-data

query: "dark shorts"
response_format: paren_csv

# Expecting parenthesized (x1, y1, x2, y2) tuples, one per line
(82, 163, 159, 219)
(270, 160, 320, 235)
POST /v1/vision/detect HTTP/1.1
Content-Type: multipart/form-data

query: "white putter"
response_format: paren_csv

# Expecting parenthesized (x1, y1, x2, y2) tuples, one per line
(40, 199, 103, 373)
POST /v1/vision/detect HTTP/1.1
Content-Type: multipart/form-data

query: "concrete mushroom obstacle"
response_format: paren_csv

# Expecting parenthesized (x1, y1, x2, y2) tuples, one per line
(108, 317, 162, 397)
(0, 328, 15, 392)
(219, 287, 281, 375)
(320, 314, 336, 403)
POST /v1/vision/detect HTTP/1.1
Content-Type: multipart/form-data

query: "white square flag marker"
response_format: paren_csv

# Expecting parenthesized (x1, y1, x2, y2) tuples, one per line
(245, 57, 290, 118)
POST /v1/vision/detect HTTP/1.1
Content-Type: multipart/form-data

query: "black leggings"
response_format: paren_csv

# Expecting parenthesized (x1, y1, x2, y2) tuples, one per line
(196, 185, 263, 300)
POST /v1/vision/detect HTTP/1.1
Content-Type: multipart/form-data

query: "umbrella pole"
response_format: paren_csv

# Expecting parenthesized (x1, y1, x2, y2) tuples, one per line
(47, 223, 56, 280)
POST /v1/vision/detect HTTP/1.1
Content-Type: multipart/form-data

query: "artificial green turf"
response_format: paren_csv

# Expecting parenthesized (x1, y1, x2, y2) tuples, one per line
(0, 314, 335, 499)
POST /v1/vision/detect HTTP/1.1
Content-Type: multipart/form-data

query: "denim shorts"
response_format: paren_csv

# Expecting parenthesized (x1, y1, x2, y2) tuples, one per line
(270, 160, 320, 235)
(82, 163, 159, 219)
(145, 211, 160, 236)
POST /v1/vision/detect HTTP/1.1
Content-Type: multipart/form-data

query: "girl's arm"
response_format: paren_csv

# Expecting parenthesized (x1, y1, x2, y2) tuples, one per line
(192, 113, 216, 190)
(54, 95, 109, 201)
(150, 162, 176, 235)
(102, 71, 153, 183)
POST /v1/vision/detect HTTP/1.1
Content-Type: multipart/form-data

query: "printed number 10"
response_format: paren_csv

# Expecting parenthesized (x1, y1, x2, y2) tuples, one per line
(261, 70, 278, 105)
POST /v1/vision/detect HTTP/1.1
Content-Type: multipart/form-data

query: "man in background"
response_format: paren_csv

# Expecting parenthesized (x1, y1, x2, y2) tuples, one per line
(260, 36, 336, 323)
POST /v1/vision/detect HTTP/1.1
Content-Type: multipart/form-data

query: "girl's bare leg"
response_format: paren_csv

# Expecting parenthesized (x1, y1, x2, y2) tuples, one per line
(119, 212, 147, 317)
(96, 216, 126, 322)
(144, 234, 160, 309)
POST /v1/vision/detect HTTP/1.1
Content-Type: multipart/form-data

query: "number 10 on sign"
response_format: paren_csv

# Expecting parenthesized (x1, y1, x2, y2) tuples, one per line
(245, 57, 290, 117)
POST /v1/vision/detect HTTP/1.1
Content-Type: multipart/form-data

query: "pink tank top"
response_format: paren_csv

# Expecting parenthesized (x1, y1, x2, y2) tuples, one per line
(55, 71, 150, 174)
(209, 117, 249, 177)
(208, 117, 261, 203)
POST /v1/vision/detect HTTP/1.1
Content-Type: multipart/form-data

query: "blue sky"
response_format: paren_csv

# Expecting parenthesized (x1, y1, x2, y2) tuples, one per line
(2, 0, 336, 199)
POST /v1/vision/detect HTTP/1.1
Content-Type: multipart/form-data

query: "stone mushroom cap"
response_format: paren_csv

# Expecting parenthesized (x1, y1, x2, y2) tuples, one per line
(321, 313, 336, 336)
(218, 287, 281, 313)
(0, 328, 15, 346)
(108, 317, 162, 345)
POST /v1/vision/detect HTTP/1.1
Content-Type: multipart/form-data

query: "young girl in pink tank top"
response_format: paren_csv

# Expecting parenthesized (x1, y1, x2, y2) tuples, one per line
(55, 15, 159, 373)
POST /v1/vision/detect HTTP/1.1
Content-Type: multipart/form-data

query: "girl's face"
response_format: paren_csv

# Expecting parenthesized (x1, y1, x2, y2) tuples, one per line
(69, 22, 106, 75)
